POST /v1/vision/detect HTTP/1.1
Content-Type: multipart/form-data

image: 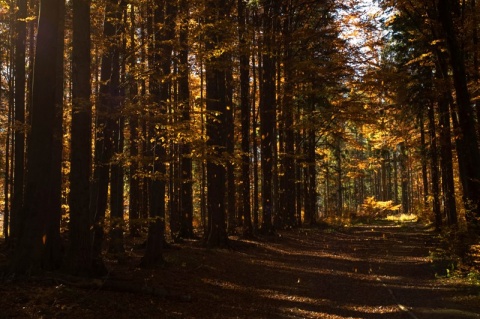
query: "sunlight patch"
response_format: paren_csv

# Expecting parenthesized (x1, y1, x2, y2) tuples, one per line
(386, 214, 418, 222)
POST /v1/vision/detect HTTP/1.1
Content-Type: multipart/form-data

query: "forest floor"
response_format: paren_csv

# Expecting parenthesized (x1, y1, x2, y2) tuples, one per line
(1, 220, 480, 318)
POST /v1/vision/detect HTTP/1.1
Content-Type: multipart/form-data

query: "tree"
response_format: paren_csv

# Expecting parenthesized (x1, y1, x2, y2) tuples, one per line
(238, 0, 253, 236)
(204, 0, 232, 246)
(437, 0, 480, 227)
(177, 0, 194, 239)
(142, 0, 175, 265)
(10, 0, 63, 273)
(259, 0, 277, 233)
(10, 0, 27, 243)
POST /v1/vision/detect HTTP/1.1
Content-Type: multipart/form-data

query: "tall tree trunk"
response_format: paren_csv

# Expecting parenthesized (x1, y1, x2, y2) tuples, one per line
(260, 0, 276, 233)
(204, 0, 231, 247)
(90, 0, 123, 273)
(226, 62, 236, 233)
(66, 0, 102, 275)
(427, 102, 442, 230)
(109, 7, 125, 254)
(419, 114, 429, 207)
(252, 44, 259, 231)
(238, 0, 252, 236)
(178, 0, 194, 239)
(10, 0, 62, 273)
(399, 142, 409, 214)
(282, 0, 296, 228)
(438, 0, 480, 227)
(128, 4, 140, 237)
(436, 73, 458, 226)
(142, 0, 175, 265)
(11, 0, 27, 243)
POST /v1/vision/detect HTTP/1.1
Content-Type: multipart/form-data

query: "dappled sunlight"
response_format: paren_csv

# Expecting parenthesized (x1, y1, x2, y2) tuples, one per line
(386, 214, 418, 222)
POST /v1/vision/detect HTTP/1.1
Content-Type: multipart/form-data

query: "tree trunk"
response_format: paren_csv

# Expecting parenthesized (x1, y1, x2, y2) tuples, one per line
(178, 0, 194, 239)
(260, 0, 276, 233)
(109, 8, 125, 254)
(282, 0, 296, 228)
(427, 101, 442, 230)
(238, 0, 252, 236)
(399, 142, 409, 214)
(11, 0, 27, 243)
(10, 0, 62, 273)
(436, 81, 458, 225)
(226, 63, 236, 233)
(438, 0, 480, 227)
(204, 0, 231, 247)
(142, 0, 175, 265)
(128, 4, 140, 237)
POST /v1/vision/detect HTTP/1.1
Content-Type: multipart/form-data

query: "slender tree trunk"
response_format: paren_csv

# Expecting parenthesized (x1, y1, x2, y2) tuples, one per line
(260, 0, 276, 233)
(238, 0, 252, 236)
(436, 77, 458, 225)
(128, 4, 140, 237)
(11, 0, 27, 243)
(178, 0, 194, 239)
(226, 62, 236, 233)
(109, 7, 125, 254)
(428, 101, 442, 230)
(142, 0, 175, 265)
(419, 113, 429, 208)
(204, 0, 232, 246)
(282, 0, 296, 228)
(252, 52, 259, 232)
(399, 142, 409, 214)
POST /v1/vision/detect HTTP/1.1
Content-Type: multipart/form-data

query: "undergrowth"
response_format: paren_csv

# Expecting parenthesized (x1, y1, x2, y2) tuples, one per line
(430, 226, 480, 285)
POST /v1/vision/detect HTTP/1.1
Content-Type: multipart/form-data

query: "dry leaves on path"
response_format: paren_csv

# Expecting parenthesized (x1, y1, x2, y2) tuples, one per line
(1, 221, 479, 318)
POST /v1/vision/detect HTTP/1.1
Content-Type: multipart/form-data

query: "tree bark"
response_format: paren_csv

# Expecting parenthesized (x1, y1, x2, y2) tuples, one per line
(10, 0, 62, 273)
(438, 0, 480, 227)
(238, 0, 252, 236)
(11, 0, 27, 243)
(260, 0, 276, 233)
(427, 101, 442, 230)
(204, 0, 231, 247)
(178, 0, 194, 239)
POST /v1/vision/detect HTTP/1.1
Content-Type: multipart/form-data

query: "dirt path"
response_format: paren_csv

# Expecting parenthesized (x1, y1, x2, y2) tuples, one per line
(1, 221, 480, 318)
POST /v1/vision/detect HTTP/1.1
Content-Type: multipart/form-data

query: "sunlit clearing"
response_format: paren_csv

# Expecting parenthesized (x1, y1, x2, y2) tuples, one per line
(386, 214, 418, 222)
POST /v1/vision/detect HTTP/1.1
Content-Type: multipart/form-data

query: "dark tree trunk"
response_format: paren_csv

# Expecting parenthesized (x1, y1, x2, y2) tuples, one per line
(282, 0, 296, 228)
(11, 0, 27, 243)
(128, 4, 140, 237)
(419, 114, 429, 207)
(438, 0, 480, 226)
(226, 62, 236, 233)
(260, 0, 276, 233)
(435, 67, 458, 225)
(109, 8, 125, 254)
(427, 101, 442, 230)
(10, 0, 62, 273)
(204, 0, 231, 247)
(252, 35, 259, 231)
(399, 142, 409, 214)
(238, 0, 252, 236)
(142, 0, 175, 266)
(89, 0, 123, 274)
(178, 0, 194, 239)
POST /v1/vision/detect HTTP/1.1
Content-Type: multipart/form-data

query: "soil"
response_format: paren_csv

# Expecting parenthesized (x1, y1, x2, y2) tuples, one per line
(1, 221, 480, 319)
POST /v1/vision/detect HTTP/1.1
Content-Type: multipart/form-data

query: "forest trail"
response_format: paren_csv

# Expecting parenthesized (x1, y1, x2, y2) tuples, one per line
(1, 221, 480, 318)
